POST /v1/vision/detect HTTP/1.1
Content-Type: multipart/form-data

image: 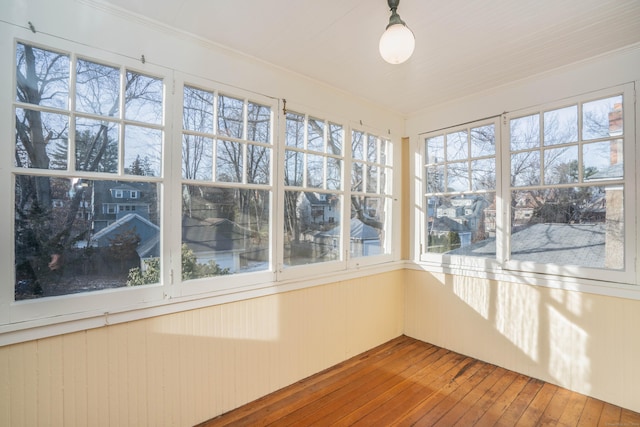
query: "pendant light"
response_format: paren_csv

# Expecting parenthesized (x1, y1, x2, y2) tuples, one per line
(379, 0, 415, 64)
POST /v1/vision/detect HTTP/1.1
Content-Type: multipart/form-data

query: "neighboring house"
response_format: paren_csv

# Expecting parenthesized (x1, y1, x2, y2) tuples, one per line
(429, 196, 488, 247)
(316, 218, 382, 257)
(297, 192, 339, 227)
(92, 181, 155, 233)
(181, 216, 251, 272)
(89, 212, 160, 261)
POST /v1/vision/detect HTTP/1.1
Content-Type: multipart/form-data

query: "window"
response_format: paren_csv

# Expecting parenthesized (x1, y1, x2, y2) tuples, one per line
(423, 120, 498, 259)
(181, 86, 274, 283)
(13, 42, 163, 300)
(3, 39, 398, 336)
(421, 84, 635, 284)
(283, 112, 344, 268)
(350, 130, 393, 260)
(507, 92, 629, 277)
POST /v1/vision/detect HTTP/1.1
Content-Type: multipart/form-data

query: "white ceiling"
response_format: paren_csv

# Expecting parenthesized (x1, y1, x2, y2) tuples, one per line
(100, 0, 640, 116)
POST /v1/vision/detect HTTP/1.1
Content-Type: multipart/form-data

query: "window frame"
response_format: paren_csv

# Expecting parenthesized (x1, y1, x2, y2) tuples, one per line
(420, 117, 504, 272)
(6, 38, 171, 325)
(0, 37, 402, 341)
(347, 126, 396, 269)
(419, 83, 637, 287)
(171, 74, 279, 298)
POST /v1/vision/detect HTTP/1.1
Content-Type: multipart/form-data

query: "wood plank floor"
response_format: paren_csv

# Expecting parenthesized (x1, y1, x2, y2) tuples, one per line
(197, 336, 640, 426)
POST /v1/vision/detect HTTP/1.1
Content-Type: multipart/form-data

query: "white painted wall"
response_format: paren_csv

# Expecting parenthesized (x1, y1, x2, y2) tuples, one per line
(404, 269, 640, 413)
(0, 271, 405, 426)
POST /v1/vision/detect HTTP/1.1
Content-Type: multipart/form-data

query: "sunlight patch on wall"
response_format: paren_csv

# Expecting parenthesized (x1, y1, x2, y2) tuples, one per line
(548, 305, 591, 393)
(495, 282, 539, 362)
(452, 275, 490, 319)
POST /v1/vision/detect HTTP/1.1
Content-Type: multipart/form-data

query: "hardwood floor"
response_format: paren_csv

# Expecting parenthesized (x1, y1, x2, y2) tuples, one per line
(198, 336, 640, 426)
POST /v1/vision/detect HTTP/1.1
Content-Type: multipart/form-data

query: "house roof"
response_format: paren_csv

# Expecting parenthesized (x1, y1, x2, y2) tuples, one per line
(448, 222, 609, 268)
(182, 216, 249, 253)
(318, 218, 380, 241)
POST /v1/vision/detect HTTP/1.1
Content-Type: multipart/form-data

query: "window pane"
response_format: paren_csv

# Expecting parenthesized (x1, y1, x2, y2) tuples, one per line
(380, 139, 388, 166)
(182, 134, 213, 180)
(285, 150, 303, 186)
(284, 191, 340, 266)
(307, 117, 324, 152)
(247, 101, 270, 143)
(76, 59, 120, 117)
(510, 186, 623, 270)
(15, 108, 69, 170)
(426, 164, 445, 193)
(350, 196, 386, 257)
(544, 105, 577, 146)
(367, 135, 378, 163)
(307, 154, 324, 188)
(510, 114, 539, 151)
(216, 140, 242, 182)
(426, 193, 496, 256)
(426, 135, 444, 164)
(328, 123, 343, 156)
(511, 151, 540, 187)
(447, 161, 469, 192)
(366, 165, 378, 193)
(471, 125, 495, 158)
(218, 95, 243, 138)
(352, 130, 364, 160)
(183, 86, 214, 133)
(471, 158, 496, 190)
(182, 185, 270, 277)
(76, 117, 119, 173)
(446, 131, 468, 161)
(583, 96, 623, 140)
(16, 43, 69, 109)
(286, 112, 304, 148)
(351, 161, 364, 192)
(327, 157, 341, 190)
(15, 177, 160, 300)
(246, 144, 270, 185)
(583, 140, 623, 181)
(124, 125, 162, 177)
(125, 71, 163, 125)
(543, 145, 579, 185)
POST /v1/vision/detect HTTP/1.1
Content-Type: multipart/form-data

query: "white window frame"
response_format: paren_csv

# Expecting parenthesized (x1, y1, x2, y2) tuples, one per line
(172, 74, 279, 298)
(420, 117, 503, 272)
(0, 35, 401, 343)
(419, 83, 637, 288)
(347, 126, 396, 269)
(277, 105, 347, 281)
(4, 38, 170, 326)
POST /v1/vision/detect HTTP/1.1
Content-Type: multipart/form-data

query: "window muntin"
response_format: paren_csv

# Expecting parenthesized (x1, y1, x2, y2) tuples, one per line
(423, 121, 497, 258)
(181, 85, 273, 279)
(284, 112, 344, 267)
(507, 95, 626, 272)
(13, 42, 164, 300)
(350, 130, 392, 259)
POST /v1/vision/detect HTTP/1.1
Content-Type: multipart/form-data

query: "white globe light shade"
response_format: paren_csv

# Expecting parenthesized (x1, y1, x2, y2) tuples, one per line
(379, 23, 415, 64)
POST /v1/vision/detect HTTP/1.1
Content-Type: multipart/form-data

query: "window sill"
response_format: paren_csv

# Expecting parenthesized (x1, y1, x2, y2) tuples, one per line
(0, 260, 405, 346)
(408, 260, 640, 300)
